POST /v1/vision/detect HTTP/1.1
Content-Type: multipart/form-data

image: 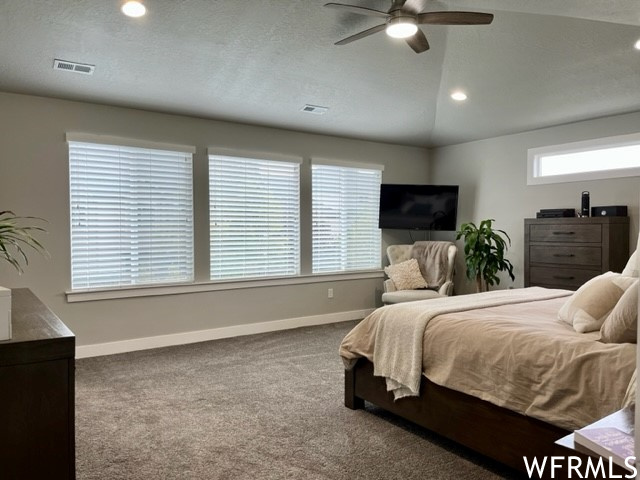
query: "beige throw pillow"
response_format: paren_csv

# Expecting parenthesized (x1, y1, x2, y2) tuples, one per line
(558, 272, 636, 333)
(600, 279, 638, 344)
(384, 259, 428, 291)
(622, 251, 639, 277)
(622, 234, 640, 277)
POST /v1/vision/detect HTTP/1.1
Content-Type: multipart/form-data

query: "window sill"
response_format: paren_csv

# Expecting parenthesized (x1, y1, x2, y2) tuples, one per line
(65, 270, 384, 303)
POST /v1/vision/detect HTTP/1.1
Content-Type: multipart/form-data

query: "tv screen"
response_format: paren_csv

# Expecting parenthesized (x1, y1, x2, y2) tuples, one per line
(378, 184, 459, 231)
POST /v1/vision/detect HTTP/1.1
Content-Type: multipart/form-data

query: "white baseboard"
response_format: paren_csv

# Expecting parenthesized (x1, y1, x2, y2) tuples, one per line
(76, 308, 374, 359)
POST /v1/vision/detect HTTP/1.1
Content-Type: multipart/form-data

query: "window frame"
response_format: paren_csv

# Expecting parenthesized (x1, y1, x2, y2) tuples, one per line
(67, 133, 195, 291)
(527, 132, 640, 185)
(64, 142, 387, 302)
(311, 158, 384, 274)
(207, 149, 302, 281)
(65, 270, 384, 302)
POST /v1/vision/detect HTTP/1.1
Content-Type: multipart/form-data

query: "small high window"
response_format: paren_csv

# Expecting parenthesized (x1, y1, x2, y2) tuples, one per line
(527, 132, 640, 185)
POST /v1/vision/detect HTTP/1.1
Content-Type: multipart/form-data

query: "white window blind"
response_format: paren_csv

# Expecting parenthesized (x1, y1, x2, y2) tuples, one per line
(69, 141, 194, 290)
(312, 163, 382, 273)
(209, 154, 300, 280)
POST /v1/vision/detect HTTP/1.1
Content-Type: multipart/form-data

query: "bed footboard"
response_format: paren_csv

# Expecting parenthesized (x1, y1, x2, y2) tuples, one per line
(345, 358, 571, 474)
(344, 365, 364, 410)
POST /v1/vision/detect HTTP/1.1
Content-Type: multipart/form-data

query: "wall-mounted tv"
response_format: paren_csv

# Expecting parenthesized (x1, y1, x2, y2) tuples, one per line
(378, 184, 459, 231)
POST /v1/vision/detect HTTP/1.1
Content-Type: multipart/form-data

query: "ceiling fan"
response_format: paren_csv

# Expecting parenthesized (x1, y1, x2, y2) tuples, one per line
(325, 0, 494, 53)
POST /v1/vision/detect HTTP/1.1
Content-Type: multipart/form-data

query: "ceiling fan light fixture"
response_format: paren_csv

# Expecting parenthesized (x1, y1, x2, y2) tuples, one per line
(386, 17, 418, 39)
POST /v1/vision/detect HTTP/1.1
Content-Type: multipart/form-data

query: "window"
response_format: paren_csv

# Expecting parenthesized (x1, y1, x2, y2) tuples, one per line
(209, 153, 300, 280)
(312, 160, 383, 273)
(68, 135, 194, 290)
(528, 132, 640, 185)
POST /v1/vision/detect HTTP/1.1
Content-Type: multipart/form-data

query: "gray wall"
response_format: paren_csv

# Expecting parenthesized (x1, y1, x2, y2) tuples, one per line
(429, 111, 640, 294)
(0, 92, 429, 346)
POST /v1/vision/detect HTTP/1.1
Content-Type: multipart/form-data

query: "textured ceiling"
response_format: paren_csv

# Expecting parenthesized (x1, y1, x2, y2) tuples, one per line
(0, 0, 639, 147)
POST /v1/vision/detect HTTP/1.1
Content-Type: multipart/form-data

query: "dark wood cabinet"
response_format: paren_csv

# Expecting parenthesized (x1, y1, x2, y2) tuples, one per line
(524, 217, 630, 290)
(0, 289, 75, 480)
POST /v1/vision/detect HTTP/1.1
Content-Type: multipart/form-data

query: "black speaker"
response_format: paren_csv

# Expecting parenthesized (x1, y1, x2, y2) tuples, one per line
(591, 205, 628, 217)
(581, 191, 590, 217)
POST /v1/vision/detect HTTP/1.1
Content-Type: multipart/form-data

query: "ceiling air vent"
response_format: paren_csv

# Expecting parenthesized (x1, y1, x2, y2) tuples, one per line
(53, 59, 95, 75)
(301, 104, 329, 115)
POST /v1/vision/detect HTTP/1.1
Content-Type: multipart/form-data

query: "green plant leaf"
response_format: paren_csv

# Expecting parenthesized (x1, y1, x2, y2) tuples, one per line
(0, 211, 48, 274)
(456, 218, 515, 291)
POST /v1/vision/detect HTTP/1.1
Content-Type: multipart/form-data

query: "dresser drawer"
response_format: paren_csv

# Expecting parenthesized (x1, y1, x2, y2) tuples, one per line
(529, 224, 601, 243)
(524, 217, 629, 290)
(529, 266, 599, 289)
(529, 245, 601, 266)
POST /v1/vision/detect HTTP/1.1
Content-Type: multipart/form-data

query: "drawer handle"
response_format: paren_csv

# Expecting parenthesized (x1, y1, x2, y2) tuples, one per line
(552, 254, 575, 258)
(552, 231, 575, 235)
(553, 275, 575, 280)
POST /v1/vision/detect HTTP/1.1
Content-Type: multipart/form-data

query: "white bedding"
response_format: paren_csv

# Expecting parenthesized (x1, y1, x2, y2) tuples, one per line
(340, 288, 637, 430)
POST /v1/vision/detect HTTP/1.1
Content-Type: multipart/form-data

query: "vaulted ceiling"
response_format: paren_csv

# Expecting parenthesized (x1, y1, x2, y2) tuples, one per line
(0, 0, 639, 147)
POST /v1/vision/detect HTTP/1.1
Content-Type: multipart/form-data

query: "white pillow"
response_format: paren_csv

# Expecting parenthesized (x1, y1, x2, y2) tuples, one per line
(384, 259, 428, 291)
(558, 272, 637, 333)
(622, 233, 640, 277)
(600, 279, 639, 344)
(622, 251, 638, 277)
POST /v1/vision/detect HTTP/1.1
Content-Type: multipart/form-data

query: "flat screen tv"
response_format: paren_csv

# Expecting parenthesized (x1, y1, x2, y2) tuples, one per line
(378, 184, 459, 230)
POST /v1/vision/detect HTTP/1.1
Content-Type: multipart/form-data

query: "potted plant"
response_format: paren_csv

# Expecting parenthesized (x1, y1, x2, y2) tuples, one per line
(0, 211, 47, 340)
(456, 219, 515, 292)
(0, 210, 47, 274)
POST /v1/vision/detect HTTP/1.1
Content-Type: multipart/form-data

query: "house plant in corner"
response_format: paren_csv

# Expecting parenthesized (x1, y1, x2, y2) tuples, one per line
(456, 219, 515, 292)
(0, 210, 47, 340)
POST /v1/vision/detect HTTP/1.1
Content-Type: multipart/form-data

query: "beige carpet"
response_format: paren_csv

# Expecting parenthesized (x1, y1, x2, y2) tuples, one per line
(76, 321, 523, 479)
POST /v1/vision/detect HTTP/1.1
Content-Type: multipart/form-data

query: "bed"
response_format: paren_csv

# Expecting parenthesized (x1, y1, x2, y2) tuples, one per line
(339, 285, 637, 474)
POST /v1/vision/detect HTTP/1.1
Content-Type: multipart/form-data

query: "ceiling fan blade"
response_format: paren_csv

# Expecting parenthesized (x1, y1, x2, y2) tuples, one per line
(417, 11, 494, 25)
(335, 24, 387, 45)
(405, 29, 430, 53)
(388, 0, 408, 13)
(324, 3, 389, 18)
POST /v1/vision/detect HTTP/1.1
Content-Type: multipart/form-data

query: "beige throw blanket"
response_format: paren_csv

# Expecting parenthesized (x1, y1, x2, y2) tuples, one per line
(340, 287, 572, 400)
(410, 241, 451, 289)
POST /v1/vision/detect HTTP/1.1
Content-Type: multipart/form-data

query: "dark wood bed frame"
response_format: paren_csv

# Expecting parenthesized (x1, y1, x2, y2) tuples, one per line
(345, 358, 572, 475)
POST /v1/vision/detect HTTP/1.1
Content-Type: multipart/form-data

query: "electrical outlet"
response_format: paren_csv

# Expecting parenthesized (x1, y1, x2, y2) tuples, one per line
(328, 288, 334, 299)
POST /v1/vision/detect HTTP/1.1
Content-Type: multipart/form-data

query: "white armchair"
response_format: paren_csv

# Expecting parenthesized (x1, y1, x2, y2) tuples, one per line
(382, 242, 457, 305)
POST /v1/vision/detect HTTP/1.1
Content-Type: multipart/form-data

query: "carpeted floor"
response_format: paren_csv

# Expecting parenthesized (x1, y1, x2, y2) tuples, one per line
(76, 321, 525, 479)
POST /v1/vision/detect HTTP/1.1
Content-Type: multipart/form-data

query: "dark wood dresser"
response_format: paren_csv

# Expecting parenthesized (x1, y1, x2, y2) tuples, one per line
(524, 217, 629, 290)
(0, 288, 75, 479)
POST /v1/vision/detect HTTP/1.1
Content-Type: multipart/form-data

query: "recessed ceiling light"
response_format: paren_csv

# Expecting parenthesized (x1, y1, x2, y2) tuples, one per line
(386, 17, 418, 39)
(451, 91, 468, 102)
(121, 1, 146, 18)
(635, 39, 640, 50)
